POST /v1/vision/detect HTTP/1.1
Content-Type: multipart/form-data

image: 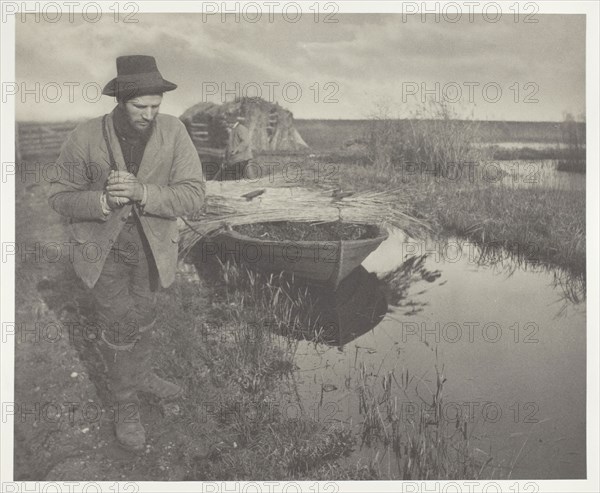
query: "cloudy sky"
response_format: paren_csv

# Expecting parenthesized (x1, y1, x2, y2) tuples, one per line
(15, 13, 585, 121)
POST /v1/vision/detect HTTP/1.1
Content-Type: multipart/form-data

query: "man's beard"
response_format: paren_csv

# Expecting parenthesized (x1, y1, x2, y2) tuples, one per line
(128, 119, 154, 140)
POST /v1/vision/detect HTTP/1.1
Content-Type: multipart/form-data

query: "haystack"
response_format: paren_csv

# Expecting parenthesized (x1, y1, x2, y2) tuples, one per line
(180, 97, 310, 154)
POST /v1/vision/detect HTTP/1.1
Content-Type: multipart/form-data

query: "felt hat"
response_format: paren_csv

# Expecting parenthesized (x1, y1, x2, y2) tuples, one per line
(102, 55, 177, 99)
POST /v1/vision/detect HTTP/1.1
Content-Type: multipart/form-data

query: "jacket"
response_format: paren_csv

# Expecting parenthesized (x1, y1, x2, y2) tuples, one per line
(48, 108, 205, 289)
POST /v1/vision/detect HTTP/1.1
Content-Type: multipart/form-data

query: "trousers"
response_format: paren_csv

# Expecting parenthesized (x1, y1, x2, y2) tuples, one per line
(92, 215, 159, 397)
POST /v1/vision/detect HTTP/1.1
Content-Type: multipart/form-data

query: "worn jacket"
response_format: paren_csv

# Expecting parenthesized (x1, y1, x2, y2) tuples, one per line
(48, 109, 205, 289)
(225, 123, 253, 164)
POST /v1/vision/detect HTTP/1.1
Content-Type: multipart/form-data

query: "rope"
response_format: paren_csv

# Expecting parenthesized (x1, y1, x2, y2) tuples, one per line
(102, 114, 119, 172)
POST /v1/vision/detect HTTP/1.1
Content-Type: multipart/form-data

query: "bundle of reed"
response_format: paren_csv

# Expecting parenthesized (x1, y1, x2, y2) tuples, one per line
(179, 180, 429, 256)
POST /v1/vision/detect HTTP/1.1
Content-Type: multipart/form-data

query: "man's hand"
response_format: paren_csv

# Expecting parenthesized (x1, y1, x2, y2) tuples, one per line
(105, 171, 144, 204)
(105, 192, 129, 209)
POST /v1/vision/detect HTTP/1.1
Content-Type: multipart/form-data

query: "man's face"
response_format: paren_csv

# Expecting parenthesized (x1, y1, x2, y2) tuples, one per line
(120, 94, 163, 132)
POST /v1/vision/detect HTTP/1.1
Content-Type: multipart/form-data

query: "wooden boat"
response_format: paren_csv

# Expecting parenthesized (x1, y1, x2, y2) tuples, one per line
(214, 222, 389, 288)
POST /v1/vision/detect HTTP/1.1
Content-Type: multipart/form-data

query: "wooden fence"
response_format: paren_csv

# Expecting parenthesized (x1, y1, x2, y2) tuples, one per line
(16, 120, 223, 163)
(16, 122, 77, 160)
(188, 122, 210, 144)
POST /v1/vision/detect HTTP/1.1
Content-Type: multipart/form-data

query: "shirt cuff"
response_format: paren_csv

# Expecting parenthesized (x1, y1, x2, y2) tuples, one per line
(100, 192, 111, 215)
(140, 184, 148, 206)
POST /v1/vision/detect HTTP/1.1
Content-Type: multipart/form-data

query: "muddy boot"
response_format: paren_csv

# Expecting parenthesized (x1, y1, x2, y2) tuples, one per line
(114, 390, 146, 452)
(95, 325, 148, 452)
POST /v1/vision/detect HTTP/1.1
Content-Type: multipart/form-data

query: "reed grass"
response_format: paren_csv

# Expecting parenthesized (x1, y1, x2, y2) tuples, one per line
(179, 180, 430, 257)
(365, 100, 488, 176)
(210, 260, 301, 392)
(350, 353, 493, 480)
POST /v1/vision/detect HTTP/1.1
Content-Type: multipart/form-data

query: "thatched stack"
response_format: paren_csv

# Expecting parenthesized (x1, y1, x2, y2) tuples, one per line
(180, 97, 309, 154)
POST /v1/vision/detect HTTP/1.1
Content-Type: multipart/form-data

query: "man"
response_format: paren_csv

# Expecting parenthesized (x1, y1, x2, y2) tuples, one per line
(48, 55, 205, 451)
(222, 110, 255, 180)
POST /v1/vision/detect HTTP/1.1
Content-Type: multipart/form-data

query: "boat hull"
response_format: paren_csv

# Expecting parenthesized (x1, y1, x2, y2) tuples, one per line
(213, 223, 388, 288)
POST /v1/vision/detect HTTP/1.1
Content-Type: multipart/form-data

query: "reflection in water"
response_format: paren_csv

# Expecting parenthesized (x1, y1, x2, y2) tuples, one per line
(379, 254, 442, 310)
(288, 266, 388, 347)
(276, 256, 445, 347)
(365, 229, 586, 316)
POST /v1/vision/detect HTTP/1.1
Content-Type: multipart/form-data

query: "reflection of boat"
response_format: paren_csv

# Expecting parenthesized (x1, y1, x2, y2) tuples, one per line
(214, 222, 388, 288)
(187, 242, 388, 346)
(289, 265, 388, 347)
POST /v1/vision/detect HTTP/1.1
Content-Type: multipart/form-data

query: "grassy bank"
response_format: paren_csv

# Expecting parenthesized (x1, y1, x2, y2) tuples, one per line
(338, 163, 585, 278)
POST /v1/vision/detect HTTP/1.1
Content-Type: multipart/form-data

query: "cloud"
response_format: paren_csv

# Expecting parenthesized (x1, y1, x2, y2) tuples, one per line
(15, 13, 585, 121)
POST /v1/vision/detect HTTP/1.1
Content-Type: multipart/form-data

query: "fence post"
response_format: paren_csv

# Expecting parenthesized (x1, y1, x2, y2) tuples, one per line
(15, 122, 22, 162)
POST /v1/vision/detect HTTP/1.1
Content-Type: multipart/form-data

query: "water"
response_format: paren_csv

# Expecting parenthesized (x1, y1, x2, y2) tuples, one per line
(490, 159, 585, 191)
(475, 141, 566, 151)
(290, 228, 586, 479)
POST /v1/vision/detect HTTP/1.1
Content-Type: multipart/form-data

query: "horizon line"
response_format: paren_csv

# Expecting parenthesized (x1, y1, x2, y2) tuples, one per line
(15, 116, 585, 125)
